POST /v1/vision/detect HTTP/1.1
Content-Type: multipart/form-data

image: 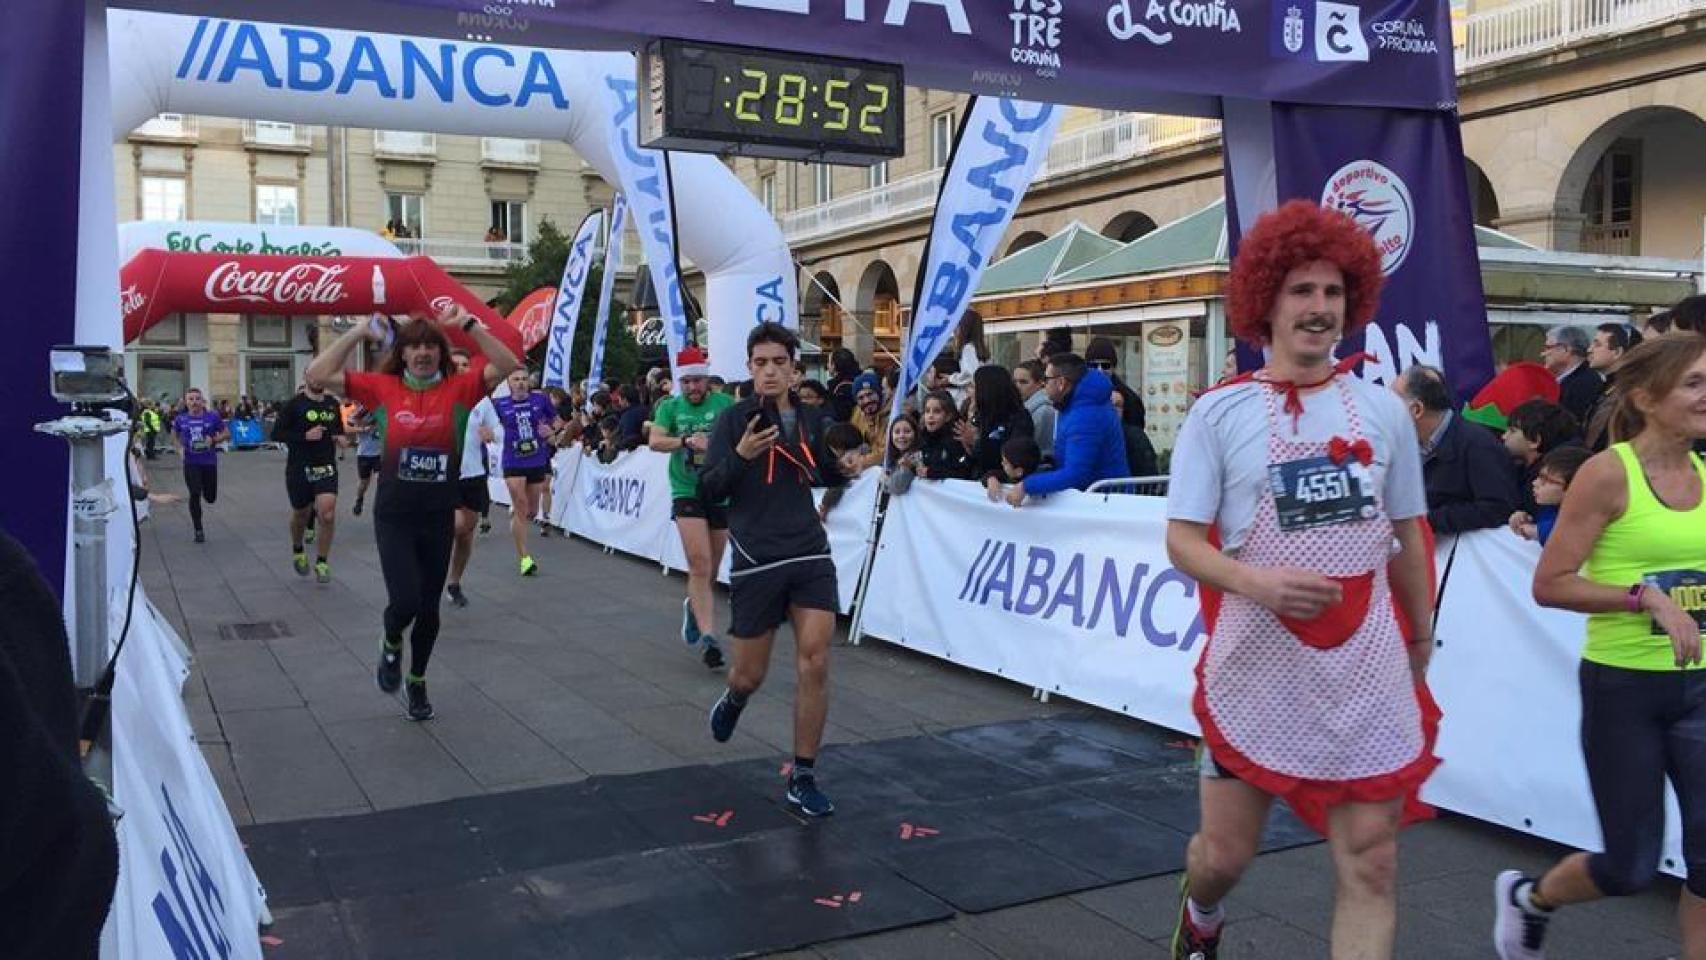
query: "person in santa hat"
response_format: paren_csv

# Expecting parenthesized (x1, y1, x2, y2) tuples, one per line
(1163, 200, 1442, 960)
(648, 344, 734, 670)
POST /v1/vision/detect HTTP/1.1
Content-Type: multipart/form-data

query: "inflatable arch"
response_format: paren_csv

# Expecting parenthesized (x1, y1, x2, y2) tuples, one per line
(107, 9, 797, 380)
(120, 245, 523, 357)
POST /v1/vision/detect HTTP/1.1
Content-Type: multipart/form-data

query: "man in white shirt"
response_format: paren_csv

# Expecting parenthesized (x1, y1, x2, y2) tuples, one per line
(445, 349, 501, 608)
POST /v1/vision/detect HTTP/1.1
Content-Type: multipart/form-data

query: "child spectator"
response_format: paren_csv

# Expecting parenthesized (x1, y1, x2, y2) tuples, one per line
(1502, 399, 1581, 514)
(984, 436, 1042, 501)
(1509, 445, 1593, 544)
(915, 390, 973, 480)
(885, 413, 922, 495)
(818, 422, 869, 521)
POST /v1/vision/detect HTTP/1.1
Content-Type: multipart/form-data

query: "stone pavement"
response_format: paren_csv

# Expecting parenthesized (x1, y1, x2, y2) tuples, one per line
(139, 448, 1687, 959)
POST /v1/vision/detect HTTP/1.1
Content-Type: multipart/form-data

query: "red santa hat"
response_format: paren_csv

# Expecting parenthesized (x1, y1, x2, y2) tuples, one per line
(675, 345, 709, 379)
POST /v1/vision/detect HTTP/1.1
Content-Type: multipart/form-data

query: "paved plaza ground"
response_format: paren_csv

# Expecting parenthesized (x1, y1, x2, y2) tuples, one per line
(138, 449, 1687, 959)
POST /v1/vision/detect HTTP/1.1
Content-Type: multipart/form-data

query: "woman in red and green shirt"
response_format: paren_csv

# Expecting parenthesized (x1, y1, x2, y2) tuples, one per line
(307, 307, 516, 721)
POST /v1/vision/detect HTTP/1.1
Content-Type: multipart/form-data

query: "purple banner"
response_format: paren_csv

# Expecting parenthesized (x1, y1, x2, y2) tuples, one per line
(1, 0, 82, 591)
(120, 0, 1457, 112)
(1229, 104, 1494, 400)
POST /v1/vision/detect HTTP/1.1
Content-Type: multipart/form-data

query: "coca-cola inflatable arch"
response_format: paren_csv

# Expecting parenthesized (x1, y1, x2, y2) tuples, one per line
(120, 248, 523, 356)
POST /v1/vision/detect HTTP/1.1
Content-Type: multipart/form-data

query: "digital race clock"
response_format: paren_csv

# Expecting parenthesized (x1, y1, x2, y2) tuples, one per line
(639, 39, 904, 166)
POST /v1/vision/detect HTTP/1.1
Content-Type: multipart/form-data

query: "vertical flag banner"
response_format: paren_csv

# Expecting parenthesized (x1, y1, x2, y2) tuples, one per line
(587, 193, 629, 391)
(893, 97, 1063, 419)
(543, 209, 603, 389)
(602, 73, 690, 380)
(1226, 104, 1495, 399)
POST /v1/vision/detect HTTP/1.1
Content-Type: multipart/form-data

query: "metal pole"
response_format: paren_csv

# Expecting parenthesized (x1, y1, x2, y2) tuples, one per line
(843, 483, 890, 647)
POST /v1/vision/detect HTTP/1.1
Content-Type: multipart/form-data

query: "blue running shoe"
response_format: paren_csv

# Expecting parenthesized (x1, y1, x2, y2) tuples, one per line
(681, 598, 701, 646)
(786, 773, 835, 818)
(709, 689, 745, 742)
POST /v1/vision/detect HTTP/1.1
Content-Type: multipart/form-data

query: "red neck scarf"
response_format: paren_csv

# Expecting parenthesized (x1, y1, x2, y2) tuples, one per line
(1256, 352, 1375, 430)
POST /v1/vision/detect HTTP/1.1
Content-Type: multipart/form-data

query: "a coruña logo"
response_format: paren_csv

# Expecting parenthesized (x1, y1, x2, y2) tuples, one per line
(1108, 0, 1241, 46)
(1010, 0, 1064, 77)
(205, 262, 349, 306)
(1282, 5, 1305, 51)
(1321, 160, 1414, 276)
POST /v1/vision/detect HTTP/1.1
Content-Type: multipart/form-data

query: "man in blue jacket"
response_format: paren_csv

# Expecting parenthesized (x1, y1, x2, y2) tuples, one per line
(1005, 352, 1127, 505)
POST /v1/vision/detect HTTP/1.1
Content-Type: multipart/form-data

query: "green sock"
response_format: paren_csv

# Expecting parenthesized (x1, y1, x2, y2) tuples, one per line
(406, 673, 425, 685)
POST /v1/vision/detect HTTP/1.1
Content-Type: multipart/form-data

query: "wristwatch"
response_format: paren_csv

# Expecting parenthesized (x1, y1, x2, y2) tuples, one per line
(461, 315, 480, 333)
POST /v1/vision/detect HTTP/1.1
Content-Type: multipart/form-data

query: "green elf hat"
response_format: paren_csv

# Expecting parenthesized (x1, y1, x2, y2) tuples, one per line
(1461, 361, 1560, 432)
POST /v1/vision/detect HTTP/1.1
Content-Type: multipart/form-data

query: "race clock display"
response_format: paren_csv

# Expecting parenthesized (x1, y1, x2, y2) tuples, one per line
(639, 39, 904, 166)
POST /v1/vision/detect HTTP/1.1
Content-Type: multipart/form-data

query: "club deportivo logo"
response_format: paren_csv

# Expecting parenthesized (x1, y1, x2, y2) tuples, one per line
(1321, 160, 1414, 276)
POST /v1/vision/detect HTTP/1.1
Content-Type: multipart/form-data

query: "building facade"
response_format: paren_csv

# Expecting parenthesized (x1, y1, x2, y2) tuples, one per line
(117, 117, 609, 405)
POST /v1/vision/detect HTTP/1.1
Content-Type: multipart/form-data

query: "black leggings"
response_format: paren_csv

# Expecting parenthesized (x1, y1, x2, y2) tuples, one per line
(1580, 660, 1706, 898)
(183, 464, 218, 530)
(374, 511, 456, 678)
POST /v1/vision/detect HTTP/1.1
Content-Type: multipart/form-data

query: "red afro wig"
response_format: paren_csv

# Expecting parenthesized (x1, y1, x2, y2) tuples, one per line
(1226, 199, 1385, 346)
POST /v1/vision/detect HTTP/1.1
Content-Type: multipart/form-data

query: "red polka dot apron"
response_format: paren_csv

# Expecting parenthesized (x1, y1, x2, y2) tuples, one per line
(1193, 375, 1441, 835)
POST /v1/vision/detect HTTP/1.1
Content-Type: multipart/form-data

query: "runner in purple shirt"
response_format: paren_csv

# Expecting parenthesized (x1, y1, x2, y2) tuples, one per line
(493, 369, 562, 576)
(171, 387, 228, 542)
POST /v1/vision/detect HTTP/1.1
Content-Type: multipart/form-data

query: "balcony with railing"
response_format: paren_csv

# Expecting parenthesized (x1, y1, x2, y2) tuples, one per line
(243, 120, 312, 151)
(1035, 114, 1222, 182)
(373, 131, 437, 161)
(1457, 0, 1706, 69)
(781, 168, 945, 244)
(393, 237, 528, 269)
(132, 113, 197, 142)
(481, 138, 541, 167)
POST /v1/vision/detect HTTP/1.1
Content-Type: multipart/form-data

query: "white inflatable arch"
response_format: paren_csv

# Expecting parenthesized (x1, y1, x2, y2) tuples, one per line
(107, 9, 796, 380)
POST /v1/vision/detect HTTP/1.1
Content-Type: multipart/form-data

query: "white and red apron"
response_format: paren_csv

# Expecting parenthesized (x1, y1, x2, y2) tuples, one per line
(1195, 374, 1441, 835)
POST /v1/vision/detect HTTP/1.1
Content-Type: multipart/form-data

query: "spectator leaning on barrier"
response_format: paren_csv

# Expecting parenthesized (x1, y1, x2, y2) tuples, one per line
(1014, 360, 1056, 461)
(955, 365, 1034, 478)
(1003, 352, 1127, 506)
(1542, 324, 1603, 425)
(1396, 363, 1520, 535)
(1110, 388, 1161, 477)
(915, 390, 975, 480)
(1508, 444, 1593, 546)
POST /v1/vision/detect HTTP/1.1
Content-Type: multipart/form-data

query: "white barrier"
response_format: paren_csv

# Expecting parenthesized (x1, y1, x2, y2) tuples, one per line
(108, 596, 268, 960)
(517, 447, 1684, 874)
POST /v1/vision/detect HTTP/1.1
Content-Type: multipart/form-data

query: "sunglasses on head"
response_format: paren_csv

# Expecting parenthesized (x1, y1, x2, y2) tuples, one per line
(1087, 360, 1115, 370)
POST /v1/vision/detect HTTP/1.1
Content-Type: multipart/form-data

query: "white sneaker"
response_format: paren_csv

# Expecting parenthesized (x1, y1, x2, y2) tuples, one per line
(1493, 869, 1550, 960)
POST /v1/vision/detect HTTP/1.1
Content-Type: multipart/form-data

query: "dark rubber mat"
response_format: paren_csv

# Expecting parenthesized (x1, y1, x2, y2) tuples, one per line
(244, 711, 1323, 955)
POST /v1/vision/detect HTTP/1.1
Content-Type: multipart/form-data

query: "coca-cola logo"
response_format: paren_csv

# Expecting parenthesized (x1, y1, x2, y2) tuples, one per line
(204, 262, 349, 306)
(120, 284, 146, 315)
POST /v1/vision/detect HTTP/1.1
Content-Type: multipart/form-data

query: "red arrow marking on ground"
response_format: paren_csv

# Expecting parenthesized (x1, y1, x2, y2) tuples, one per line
(814, 891, 864, 909)
(899, 822, 940, 840)
(692, 810, 735, 827)
(848, 891, 863, 903)
(259, 935, 285, 947)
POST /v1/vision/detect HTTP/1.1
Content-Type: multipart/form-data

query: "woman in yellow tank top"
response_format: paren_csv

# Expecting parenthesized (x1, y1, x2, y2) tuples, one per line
(1491, 334, 1706, 960)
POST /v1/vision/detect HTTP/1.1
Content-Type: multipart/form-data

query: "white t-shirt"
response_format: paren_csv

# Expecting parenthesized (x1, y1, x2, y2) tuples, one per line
(1166, 376, 1427, 552)
(460, 397, 499, 480)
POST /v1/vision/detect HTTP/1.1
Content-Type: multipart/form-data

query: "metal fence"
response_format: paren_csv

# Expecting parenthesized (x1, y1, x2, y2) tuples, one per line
(1086, 475, 1170, 496)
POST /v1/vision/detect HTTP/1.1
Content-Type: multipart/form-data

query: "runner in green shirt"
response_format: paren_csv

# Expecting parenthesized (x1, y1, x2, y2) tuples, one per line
(649, 345, 735, 670)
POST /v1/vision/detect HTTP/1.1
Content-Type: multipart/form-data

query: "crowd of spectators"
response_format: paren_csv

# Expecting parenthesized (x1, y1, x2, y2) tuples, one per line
(1391, 294, 1706, 543)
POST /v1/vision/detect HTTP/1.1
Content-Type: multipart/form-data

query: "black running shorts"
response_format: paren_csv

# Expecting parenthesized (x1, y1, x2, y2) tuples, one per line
(504, 465, 551, 484)
(728, 557, 838, 639)
(671, 495, 728, 530)
(457, 476, 491, 513)
(286, 463, 339, 510)
(357, 455, 382, 479)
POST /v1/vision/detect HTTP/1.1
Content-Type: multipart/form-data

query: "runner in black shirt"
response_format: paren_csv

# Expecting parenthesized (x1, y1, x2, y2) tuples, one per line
(272, 382, 345, 583)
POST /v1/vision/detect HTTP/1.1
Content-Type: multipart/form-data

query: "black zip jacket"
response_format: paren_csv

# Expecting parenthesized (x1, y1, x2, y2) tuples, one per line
(917, 426, 974, 480)
(700, 395, 846, 571)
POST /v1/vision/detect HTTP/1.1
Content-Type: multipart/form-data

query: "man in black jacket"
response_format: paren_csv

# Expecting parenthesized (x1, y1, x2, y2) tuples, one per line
(1542, 324, 1603, 425)
(700, 323, 846, 818)
(1396, 364, 1520, 535)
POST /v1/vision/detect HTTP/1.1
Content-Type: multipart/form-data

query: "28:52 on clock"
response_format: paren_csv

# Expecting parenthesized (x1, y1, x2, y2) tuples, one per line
(640, 39, 905, 166)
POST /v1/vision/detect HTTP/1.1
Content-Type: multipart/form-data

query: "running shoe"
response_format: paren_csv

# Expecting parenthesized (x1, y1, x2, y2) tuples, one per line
(479, 516, 491, 535)
(1171, 883, 1221, 960)
(681, 598, 701, 646)
(314, 559, 331, 584)
(701, 637, 725, 670)
(709, 689, 745, 742)
(377, 639, 403, 694)
(352, 497, 363, 516)
(537, 520, 551, 539)
(405, 679, 434, 721)
(446, 584, 468, 608)
(293, 552, 310, 577)
(194, 529, 206, 544)
(304, 528, 316, 545)
(1493, 870, 1550, 960)
(519, 555, 538, 577)
(785, 772, 835, 818)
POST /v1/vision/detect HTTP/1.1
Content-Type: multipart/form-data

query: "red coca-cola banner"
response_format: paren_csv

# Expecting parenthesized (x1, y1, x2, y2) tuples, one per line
(120, 250, 522, 356)
(507, 286, 558, 352)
